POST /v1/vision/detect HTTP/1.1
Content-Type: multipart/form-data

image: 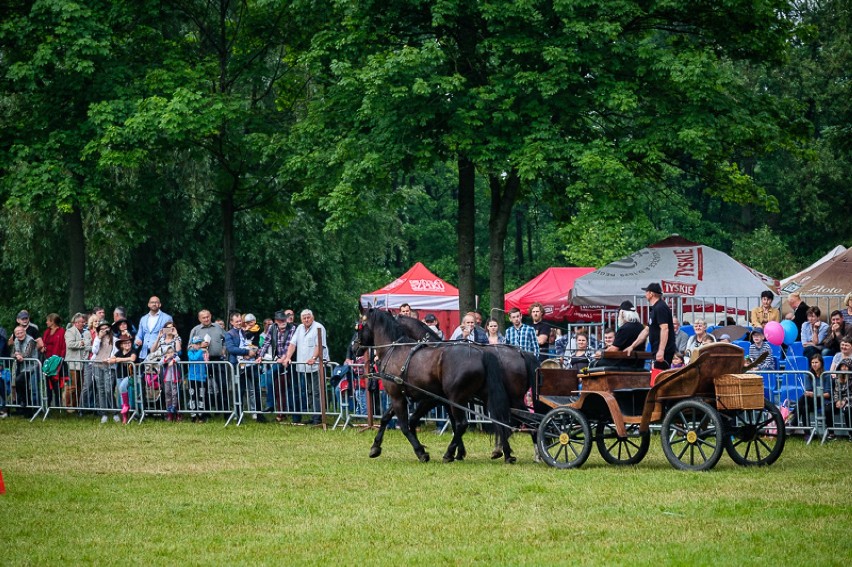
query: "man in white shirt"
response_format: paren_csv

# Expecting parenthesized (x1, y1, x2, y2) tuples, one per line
(283, 310, 329, 425)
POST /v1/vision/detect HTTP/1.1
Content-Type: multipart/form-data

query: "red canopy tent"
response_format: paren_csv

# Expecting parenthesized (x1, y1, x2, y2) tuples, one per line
(505, 267, 600, 322)
(360, 262, 460, 334)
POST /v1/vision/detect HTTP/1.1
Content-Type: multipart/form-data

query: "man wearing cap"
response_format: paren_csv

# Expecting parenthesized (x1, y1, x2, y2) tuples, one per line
(602, 301, 646, 369)
(629, 283, 675, 369)
(135, 296, 173, 359)
(188, 309, 228, 413)
(257, 310, 297, 417)
(8, 310, 40, 347)
(750, 290, 781, 328)
(423, 314, 444, 339)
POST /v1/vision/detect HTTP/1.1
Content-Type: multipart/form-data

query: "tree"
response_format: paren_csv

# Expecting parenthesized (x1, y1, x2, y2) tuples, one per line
(296, 0, 796, 318)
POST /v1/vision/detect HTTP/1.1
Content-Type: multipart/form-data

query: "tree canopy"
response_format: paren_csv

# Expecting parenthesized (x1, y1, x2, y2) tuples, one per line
(1, 0, 849, 356)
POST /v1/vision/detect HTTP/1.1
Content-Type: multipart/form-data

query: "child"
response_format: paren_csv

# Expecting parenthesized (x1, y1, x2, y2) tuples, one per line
(748, 327, 775, 370)
(671, 352, 686, 369)
(186, 336, 209, 423)
(161, 346, 181, 422)
(109, 335, 137, 424)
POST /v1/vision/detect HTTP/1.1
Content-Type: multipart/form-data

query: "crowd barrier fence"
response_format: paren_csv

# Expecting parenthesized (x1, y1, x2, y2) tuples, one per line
(136, 360, 238, 425)
(749, 369, 824, 444)
(824, 369, 851, 444)
(0, 356, 44, 422)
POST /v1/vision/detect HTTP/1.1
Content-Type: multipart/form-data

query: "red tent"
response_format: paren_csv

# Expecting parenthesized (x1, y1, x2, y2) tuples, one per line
(360, 262, 460, 333)
(505, 267, 601, 322)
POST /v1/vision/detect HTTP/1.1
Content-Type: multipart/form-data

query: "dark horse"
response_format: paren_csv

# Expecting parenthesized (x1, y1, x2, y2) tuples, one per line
(395, 315, 540, 458)
(355, 308, 514, 463)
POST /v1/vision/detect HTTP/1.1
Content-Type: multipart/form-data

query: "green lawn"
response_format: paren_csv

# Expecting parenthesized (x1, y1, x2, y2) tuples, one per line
(1, 417, 848, 565)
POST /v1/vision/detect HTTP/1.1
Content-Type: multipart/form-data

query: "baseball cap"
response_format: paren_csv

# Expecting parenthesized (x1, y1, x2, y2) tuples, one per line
(641, 283, 663, 294)
(619, 300, 635, 312)
(17, 310, 30, 319)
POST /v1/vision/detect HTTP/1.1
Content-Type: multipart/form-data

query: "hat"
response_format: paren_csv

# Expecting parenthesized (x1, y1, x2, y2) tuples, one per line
(274, 310, 287, 321)
(641, 283, 663, 295)
(116, 335, 133, 344)
(96, 321, 112, 332)
(111, 319, 129, 334)
(619, 300, 635, 312)
(720, 334, 731, 341)
(244, 313, 256, 323)
(752, 327, 764, 336)
(424, 314, 437, 323)
(17, 310, 30, 319)
(190, 336, 203, 344)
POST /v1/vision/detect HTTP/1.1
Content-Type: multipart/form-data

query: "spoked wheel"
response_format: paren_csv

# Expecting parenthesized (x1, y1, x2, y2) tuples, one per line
(536, 407, 592, 469)
(723, 400, 786, 466)
(595, 422, 650, 466)
(661, 399, 724, 471)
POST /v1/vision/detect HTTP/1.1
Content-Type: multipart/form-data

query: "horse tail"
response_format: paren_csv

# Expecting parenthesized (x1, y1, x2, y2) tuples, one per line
(483, 349, 511, 447)
(522, 351, 539, 391)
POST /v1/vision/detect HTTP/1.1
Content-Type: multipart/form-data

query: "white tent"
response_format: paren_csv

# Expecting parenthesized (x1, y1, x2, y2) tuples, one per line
(572, 235, 779, 313)
(781, 244, 847, 290)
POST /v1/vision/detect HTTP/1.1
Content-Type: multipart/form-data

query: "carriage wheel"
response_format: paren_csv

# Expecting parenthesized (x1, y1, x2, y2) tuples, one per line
(723, 400, 786, 466)
(661, 399, 724, 471)
(595, 422, 650, 466)
(536, 407, 591, 469)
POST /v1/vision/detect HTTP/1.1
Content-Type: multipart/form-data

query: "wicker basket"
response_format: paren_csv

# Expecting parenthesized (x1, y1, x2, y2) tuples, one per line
(714, 374, 764, 410)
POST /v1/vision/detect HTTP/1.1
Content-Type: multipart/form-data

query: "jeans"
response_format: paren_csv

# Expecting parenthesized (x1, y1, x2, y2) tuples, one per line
(239, 365, 260, 413)
(91, 364, 114, 416)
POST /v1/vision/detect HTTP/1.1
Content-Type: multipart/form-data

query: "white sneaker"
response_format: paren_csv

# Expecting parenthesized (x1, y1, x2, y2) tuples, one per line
(100, 415, 108, 424)
(113, 414, 121, 423)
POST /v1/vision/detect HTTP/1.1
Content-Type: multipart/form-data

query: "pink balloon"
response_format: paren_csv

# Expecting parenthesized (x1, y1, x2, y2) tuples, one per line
(764, 321, 784, 346)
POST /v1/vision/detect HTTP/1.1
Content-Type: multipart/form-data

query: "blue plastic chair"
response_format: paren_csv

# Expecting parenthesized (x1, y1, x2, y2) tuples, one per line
(824, 356, 835, 370)
(785, 355, 809, 371)
(733, 340, 751, 352)
(681, 325, 695, 337)
(788, 342, 804, 357)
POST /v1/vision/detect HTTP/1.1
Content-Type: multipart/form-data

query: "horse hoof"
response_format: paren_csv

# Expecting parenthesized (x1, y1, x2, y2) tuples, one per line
(443, 454, 454, 463)
(491, 450, 503, 460)
(505, 455, 517, 464)
(369, 446, 382, 458)
(418, 452, 430, 463)
(456, 454, 465, 461)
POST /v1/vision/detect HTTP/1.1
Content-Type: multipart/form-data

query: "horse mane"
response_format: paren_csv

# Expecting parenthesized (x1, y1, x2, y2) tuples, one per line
(368, 309, 414, 343)
(396, 315, 442, 342)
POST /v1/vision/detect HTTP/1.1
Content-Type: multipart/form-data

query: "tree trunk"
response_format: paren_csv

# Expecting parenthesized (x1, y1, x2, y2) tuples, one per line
(457, 155, 476, 314)
(65, 206, 86, 317)
(222, 191, 236, 315)
(515, 207, 524, 268)
(489, 171, 520, 329)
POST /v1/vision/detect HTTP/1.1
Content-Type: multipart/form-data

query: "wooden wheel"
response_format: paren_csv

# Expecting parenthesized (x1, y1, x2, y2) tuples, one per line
(536, 407, 591, 469)
(661, 399, 724, 471)
(595, 422, 650, 466)
(723, 400, 785, 466)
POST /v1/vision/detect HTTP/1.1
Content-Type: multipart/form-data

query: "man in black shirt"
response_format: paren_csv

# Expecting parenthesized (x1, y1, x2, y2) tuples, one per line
(628, 283, 675, 370)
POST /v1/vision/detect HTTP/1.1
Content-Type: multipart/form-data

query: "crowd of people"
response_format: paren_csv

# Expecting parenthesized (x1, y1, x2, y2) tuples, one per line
(2, 286, 851, 434)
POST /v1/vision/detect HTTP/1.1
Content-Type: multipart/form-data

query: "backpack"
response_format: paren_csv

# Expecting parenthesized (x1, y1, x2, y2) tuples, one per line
(42, 355, 64, 378)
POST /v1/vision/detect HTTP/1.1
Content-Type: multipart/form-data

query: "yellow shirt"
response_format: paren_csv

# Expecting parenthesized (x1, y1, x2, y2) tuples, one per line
(750, 307, 781, 328)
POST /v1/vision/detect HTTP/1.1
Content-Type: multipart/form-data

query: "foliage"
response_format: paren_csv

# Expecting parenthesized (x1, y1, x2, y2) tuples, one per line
(731, 225, 798, 280)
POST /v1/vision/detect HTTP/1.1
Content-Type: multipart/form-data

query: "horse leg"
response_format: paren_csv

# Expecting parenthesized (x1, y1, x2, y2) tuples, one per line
(443, 407, 468, 463)
(392, 397, 429, 462)
(369, 407, 395, 458)
(408, 399, 437, 430)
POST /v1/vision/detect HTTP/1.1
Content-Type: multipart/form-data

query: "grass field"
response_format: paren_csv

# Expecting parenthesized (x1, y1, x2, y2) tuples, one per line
(1, 417, 848, 565)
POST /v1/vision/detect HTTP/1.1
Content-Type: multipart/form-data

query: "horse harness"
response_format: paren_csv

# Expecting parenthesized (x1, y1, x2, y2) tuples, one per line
(369, 340, 518, 431)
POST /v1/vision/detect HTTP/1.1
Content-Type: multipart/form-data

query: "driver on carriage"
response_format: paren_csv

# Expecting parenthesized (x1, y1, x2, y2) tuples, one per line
(597, 301, 646, 370)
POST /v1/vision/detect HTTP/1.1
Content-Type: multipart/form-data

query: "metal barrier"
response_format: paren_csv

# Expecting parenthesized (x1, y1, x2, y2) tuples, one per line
(749, 369, 825, 444)
(43, 361, 139, 424)
(825, 369, 851, 443)
(0, 356, 44, 421)
(136, 360, 237, 425)
(236, 360, 341, 427)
